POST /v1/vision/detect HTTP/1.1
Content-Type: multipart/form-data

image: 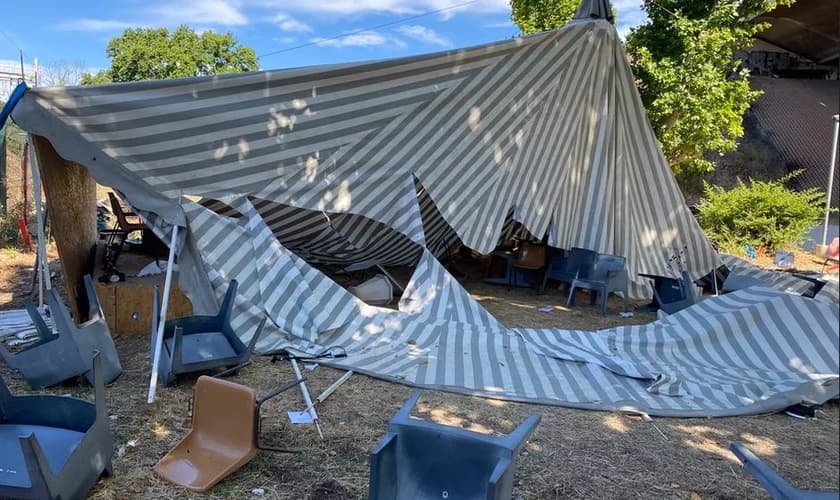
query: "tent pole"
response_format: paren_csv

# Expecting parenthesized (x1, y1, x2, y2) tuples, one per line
(147, 224, 179, 403)
(291, 358, 324, 439)
(28, 135, 50, 307)
(821, 114, 839, 247)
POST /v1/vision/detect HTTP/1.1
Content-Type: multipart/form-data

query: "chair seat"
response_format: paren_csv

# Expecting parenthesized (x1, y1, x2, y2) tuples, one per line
(154, 433, 256, 492)
(0, 424, 85, 488)
(164, 332, 237, 365)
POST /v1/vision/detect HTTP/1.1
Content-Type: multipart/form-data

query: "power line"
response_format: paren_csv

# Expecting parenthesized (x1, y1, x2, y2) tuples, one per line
(0, 27, 20, 50)
(258, 0, 482, 59)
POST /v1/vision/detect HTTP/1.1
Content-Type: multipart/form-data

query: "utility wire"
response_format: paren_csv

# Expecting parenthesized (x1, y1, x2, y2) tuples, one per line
(0, 27, 20, 50)
(258, 0, 482, 59)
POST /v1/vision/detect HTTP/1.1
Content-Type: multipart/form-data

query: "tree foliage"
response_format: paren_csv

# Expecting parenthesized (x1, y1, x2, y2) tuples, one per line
(508, 0, 793, 192)
(626, 0, 792, 189)
(81, 26, 258, 84)
(510, 0, 580, 34)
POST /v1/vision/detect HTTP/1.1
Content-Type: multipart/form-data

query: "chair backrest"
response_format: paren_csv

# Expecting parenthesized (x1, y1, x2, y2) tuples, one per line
(563, 247, 598, 276)
(191, 376, 257, 454)
(83, 275, 104, 322)
(108, 192, 136, 231)
(827, 237, 840, 259)
(514, 241, 545, 268)
(589, 254, 626, 282)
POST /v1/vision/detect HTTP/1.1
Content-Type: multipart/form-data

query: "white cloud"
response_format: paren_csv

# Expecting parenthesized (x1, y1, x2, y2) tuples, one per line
(273, 35, 297, 44)
(248, 0, 508, 16)
(395, 25, 451, 46)
(273, 13, 311, 32)
(483, 20, 514, 29)
(56, 19, 134, 32)
(613, 0, 647, 38)
(311, 30, 387, 48)
(150, 0, 248, 26)
(56, 0, 248, 33)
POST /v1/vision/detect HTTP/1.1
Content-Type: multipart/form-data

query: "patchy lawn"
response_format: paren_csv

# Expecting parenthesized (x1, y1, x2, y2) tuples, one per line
(1, 248, 837, 499)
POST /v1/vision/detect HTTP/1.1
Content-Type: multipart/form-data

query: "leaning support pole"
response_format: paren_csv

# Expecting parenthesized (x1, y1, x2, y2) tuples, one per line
(291, 358, 324, 439)
(27, 136, 51, 308)
(147, 225, 179, 404)
(822, 114, 839, 247)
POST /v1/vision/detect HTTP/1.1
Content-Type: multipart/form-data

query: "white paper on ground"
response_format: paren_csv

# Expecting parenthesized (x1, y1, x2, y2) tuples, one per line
(288, 411, 315, 424)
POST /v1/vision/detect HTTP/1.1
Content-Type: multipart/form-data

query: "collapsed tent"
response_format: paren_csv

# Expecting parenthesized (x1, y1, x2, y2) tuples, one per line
(8, 0, 838, 416)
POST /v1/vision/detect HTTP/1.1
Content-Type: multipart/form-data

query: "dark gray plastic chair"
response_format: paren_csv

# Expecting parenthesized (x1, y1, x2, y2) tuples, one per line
(543, 247, 598, 294)
(0, 275, 121, 389)
(730, 443, 839, 500)
(151, 280, 263, 387)
(566, 253, 629, 316)
(369, 391, 540, 500)
(639, 271, 698, 315)
(0, 352, 114, 499)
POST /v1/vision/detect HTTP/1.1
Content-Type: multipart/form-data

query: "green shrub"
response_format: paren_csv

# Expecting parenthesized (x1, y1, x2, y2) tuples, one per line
(697, 171, 829, 254)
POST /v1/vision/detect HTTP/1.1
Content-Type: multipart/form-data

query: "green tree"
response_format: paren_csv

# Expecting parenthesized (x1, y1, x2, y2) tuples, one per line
(510, 0, 580, 34)
(80, 26, 258, 84)
(509, 0, 793, 192)
(626, 0, 792, 190)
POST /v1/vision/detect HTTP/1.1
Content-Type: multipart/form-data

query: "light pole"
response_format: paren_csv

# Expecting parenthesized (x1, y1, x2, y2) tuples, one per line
(822, 114, 839, 247)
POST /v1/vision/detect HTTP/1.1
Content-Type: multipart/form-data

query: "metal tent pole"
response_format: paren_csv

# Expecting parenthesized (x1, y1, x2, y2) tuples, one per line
(27, 136, 50, 307)
(822, 115, 839, 247)
(147, 224, 179, 403)
(291, 358, 323, 439)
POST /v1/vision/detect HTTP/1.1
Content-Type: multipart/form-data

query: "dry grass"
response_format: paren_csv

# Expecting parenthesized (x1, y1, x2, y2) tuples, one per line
(0, 250, 837, 499)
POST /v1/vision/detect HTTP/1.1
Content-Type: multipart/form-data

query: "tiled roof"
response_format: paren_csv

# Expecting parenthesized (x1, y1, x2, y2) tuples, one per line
(750, 77, 840, 206)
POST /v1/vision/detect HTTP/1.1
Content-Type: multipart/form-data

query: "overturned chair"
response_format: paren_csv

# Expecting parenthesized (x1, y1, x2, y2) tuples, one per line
(566, 253, 629, 316)
(154, 374, 302, 492)
(0, 352, 114, 499)
(369, 391, 540, 500)
(151, 280, 262, 386)
(730, 442, 839, 500)
(0, 275, 122, 389)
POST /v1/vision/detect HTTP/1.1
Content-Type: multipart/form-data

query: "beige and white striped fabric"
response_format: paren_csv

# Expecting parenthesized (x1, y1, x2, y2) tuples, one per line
(12, 11, 718, 296)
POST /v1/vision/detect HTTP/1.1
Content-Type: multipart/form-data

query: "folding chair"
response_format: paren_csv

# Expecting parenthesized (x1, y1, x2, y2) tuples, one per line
(566, 254, 629, 316)
(730, 443, 839, 500)
(0, 275, 121, 388)
(154, 375, 302, 492)
(150, 280, 262, 386)
(0, 352, 114, 500)
(101, 192, 147, 283)
(369, 391, 540, 500)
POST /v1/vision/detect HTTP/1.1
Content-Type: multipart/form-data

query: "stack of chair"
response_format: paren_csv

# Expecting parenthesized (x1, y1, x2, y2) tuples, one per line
(0, 275, 121, 388)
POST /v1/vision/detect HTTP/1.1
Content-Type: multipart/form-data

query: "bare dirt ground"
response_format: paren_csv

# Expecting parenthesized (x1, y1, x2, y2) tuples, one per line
(0, 248, 837, 499)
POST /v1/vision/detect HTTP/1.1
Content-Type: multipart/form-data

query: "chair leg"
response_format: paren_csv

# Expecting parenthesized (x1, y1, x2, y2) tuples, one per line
(600, 290, 608, 317)
(566, 285, 576, 306)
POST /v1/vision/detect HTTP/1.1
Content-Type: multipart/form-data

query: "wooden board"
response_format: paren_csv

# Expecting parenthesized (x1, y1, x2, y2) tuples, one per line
(94, 280, 193, 336)
(33, 136, 97, 320)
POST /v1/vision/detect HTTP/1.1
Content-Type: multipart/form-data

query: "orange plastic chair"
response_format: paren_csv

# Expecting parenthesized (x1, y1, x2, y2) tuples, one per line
(823, 237, 839, 272)
(154, 375, 301, 492)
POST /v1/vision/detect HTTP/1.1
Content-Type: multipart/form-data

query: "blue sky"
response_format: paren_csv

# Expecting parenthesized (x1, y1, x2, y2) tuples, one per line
(0, 0, 647, 82)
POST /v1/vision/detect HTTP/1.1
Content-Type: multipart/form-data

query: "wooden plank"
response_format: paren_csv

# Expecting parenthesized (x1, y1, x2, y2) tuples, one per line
(32, 136, 97, 320)
(114, 282, 192, 336)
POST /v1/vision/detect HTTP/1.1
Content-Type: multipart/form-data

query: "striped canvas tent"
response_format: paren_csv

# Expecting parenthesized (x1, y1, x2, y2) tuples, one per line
(11, 0, 717, 304)
(6, 0, 838, 416)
